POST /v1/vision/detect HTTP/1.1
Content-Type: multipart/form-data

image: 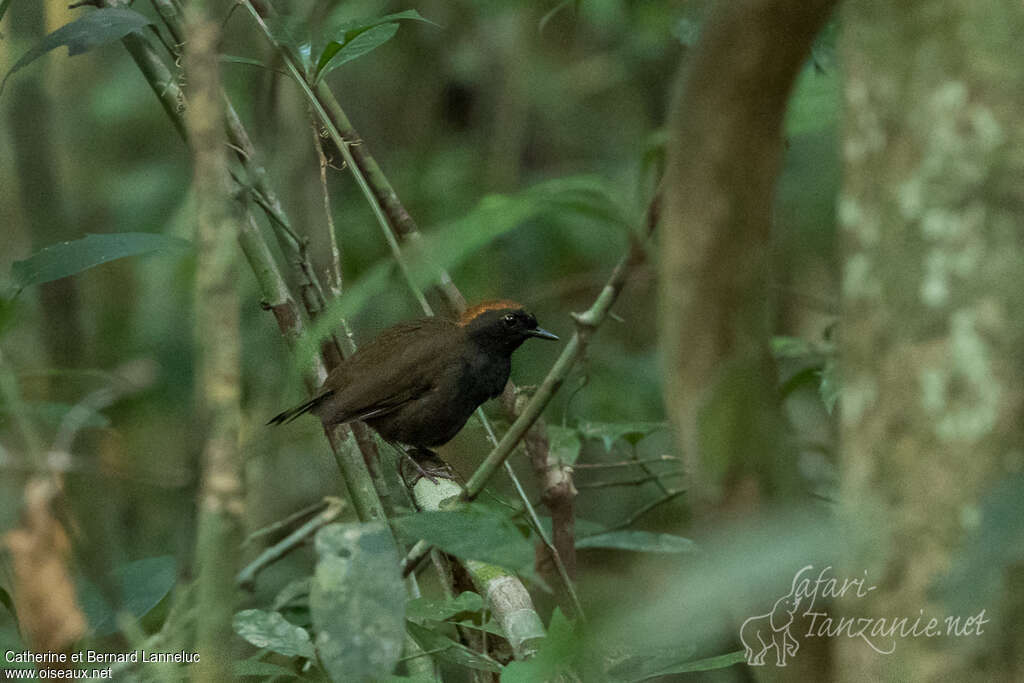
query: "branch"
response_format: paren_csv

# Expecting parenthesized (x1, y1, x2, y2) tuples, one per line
(236, 497, 344, 590)
(660, 0, 838, 501)
(403, 463, 545, 661)
(402, 197, 659, 579)
(184, 1, 244, 678)
(90, 0, 393, 524)
(463, 198, 657, 500)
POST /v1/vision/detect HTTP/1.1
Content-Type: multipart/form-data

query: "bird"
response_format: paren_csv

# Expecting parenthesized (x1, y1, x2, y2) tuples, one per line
(268, 301, 558, 464)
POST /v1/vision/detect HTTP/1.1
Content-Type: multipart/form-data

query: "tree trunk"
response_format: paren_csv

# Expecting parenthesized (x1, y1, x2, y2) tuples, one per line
(838, 1, 1024, 679)
(660, 0, 837, 505)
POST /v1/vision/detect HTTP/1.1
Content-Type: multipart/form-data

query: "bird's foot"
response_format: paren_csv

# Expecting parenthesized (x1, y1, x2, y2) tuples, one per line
(400, 447, 456, 485)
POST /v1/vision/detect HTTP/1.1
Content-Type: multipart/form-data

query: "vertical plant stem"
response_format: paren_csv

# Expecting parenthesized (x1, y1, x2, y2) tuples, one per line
(184, 2, 244, 679)
(310, 116, 344, 298)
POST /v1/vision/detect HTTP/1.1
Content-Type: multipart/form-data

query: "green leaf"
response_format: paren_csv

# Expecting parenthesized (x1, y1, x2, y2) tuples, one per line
(819, 358, 839, 414)
(315, 10, 437, 80)
(771, 335, 814, 358)
(232, 658, 300, 678)
(785, 65, 840, 136)
(502, 609, 578, 683)
(405, 620, 502, 673)
(316, 23, 398, 81)
(1, 9, 153, 96)
(577, 421, 667, 452)
(779, 365, 823, 400)
(11, 232, 190, 290)
(405, 591, 483, 623)
(0, 0, 12, 26)
(310, 522, 405, 682)
(547, 425, 582, 465)
(77, 556, 177, 637)
(0, 401, 110, 429)
(220, 54, 285, 76)
(272, 577, 311, 611)
(233, 609, 315, 659)
(577, 530, 697, 554)
(392, 504, 533, 571)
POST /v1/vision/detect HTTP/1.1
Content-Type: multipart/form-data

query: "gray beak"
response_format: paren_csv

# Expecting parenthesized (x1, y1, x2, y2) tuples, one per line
(528, 327, 559, 341)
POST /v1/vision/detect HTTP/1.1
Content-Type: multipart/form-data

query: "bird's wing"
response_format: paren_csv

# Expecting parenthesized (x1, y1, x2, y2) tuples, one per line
(319, 317, 460, 423)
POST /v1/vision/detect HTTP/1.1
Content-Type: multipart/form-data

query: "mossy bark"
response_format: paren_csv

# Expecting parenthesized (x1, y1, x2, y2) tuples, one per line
(838, 1, 1024, 679)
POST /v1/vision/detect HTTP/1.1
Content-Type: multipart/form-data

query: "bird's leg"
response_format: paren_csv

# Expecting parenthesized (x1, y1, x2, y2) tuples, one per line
(399, 446, 457, 485)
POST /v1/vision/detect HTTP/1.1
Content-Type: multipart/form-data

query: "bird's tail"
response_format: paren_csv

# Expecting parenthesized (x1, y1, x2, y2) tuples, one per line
(267, 391, 334, 426)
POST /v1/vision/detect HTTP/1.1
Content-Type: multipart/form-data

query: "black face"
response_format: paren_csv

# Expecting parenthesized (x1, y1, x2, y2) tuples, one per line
(466, 308, 559, 353)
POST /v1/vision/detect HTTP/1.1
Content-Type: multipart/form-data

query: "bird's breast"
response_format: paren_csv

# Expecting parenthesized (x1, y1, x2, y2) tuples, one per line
(458, 352, 512, 402)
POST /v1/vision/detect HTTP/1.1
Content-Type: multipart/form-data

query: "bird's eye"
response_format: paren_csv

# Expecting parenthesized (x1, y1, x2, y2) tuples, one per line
(503, 313, 516, 327)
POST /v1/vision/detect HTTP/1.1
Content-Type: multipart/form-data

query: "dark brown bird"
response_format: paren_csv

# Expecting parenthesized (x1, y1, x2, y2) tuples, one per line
(268, 302, 558, 449)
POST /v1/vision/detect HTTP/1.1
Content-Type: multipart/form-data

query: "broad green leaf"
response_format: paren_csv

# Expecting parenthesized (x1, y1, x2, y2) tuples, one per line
(405, 591, 483, 623)
(779, 366, 823, 400)
(1, 9, 152, 95)
(576, 530, 697, 554)
(405, 621, 502, 673)
(311, 523, 405, 682)
(232, 609, 315, 659)
(771, 335, 814, 358)
(315, 23, 398, 81)
(220, 54, 285, 76)
(451, 618, 506, 638)
(232, 659, 299, 678)
(537, 515, 607, 540)
(547, 424, 582, 465)
(785, 65, 840, 136)
(0, 401, 110, 429)
(11, 232, 190, 290)
(502, 609, 578, 683)
(577, 421, 667, 452)
(0, 0, 12, 26)
(315, 10, 437, 80)
(392, 504, 533, 571)
(77, 556, 177, 636)
(272, 577, 311, 611)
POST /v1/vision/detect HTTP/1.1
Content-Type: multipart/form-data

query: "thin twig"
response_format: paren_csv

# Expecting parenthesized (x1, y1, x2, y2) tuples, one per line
(241, 498, 330, 548)
(573, 455, 681, 469)
(238, 0, 579, 624)
(240, 0, 431, 314)
(576, 472, 681, 490)
(504, 461, 584, 621)
(310, 116, 344, 297)
(403, 195, 660, 577)
(236, 498, 344, 590)
(599, 489, 686, 534)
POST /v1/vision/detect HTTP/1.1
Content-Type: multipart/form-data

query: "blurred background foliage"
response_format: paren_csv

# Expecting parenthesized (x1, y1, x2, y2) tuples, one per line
(0, 0, 840, 676)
